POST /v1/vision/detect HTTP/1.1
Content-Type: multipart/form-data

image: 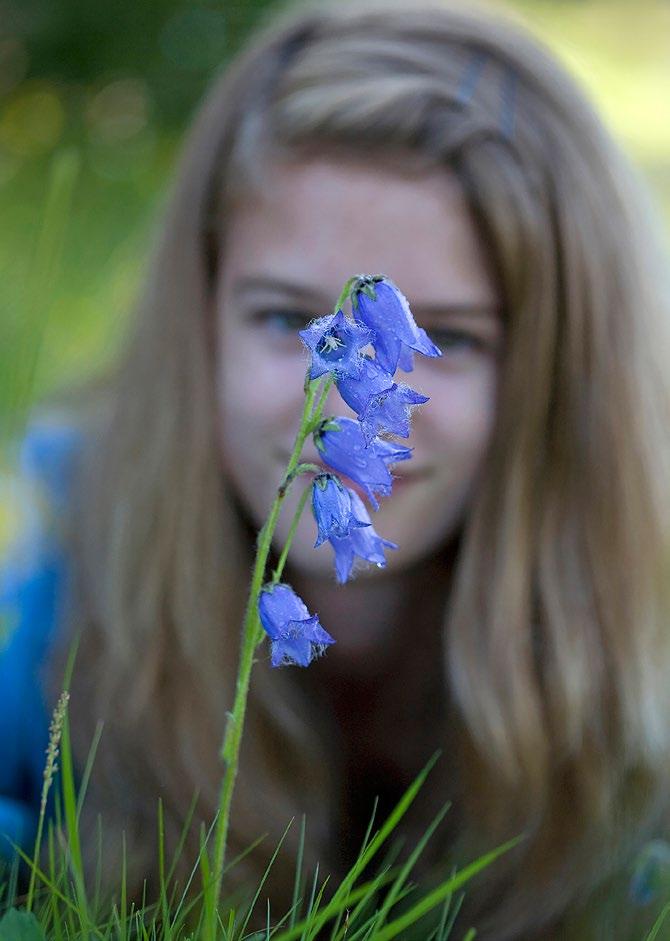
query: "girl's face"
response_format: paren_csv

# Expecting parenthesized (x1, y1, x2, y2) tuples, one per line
(215, 156, 503, 577)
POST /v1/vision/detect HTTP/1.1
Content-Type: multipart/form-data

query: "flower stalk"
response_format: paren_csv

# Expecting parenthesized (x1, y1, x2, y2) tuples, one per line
(207, 273, 438, 936)
(209, 375, 323, 919)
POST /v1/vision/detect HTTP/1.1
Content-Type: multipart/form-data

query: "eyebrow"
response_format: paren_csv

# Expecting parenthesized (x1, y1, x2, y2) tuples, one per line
(232, 275, 330, 308)
(232, 274, 500, 318)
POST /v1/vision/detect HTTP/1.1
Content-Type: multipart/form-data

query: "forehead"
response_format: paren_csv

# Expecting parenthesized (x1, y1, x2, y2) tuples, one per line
(221, 156, 499, 307)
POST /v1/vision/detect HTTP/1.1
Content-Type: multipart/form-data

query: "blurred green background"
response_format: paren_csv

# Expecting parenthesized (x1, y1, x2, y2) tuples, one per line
(0, 0, 669, 546)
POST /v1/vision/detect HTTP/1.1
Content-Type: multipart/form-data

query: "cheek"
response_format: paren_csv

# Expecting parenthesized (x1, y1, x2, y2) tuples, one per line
(218, 330, 276, 417)
(217, 322, 302, 424)
(416, 362, 498, 466)
(215, 338, 309, 493)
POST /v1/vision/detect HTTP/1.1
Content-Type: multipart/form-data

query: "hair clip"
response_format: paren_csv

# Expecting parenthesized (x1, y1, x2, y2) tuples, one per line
(455, 50, 489, 107)
(499, 65, 518, 140)
(455, 50, 518, 141)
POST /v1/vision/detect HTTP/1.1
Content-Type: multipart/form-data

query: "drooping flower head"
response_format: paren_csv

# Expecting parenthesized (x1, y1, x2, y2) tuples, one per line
(299, 308, 373, 380)
(258, 583, 335, 667)
(328, 489, 397, 583)
(314, 417, 412, 510)
(628, 839, 670, 907)
(336, 356, 429, 444)
(351, 275, 442, 374)
(311, 472, 369, 547)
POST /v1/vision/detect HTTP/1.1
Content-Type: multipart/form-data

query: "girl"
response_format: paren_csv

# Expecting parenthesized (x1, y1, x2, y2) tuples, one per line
(2, 0, 670, 937)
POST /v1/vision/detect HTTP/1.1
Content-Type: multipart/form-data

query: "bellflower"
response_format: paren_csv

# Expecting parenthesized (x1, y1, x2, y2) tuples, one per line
(352, 275, 442, 374)
(629, 839, 670, 906)
(329, 489, 397, 583)
(299, 309, 373, 380)
(336, 356, 429, 444)
(315, 416, 412, 510)
(311, 473, 369, 547)
(258, 583, 335, 667)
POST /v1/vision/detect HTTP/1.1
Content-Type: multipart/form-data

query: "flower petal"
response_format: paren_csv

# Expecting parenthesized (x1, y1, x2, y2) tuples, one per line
(315, 417, 411, 510)
(328, 489, 397, 583)
(312, 474, 369, 547)
(299, 309, 373, 380)
(259, 584, 335, 667)
(353, 277, 442, 375)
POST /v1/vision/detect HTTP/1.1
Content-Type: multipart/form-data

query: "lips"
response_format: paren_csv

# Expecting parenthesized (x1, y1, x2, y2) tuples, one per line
(275, 449, 430, 497)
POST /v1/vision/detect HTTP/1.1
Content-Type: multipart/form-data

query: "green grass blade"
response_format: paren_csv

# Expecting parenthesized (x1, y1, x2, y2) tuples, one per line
(289, 816, 306, 929)
(335, 753, 440, 900)
(119, 833, 128, 941)
(429, 882, 463, 941)
(371, 837, 520, 941)
(332, 866, 395, 941)
(644, 899, 670, 940)
(237, 821, 293, 940)
(299, 871, 330, 941)
(342, 881, 416, 941)
(365, 802, 451, 936)
(329, 800, 379, 941)
(59, 695, 88, 925)
(302, 752, 441, 939)
(12, 845, 82, 918)
(74, 721, 104, 822)
(272, 870, 399, 941)
(298, 863, 320, 941)
(157, 799, 170, 941)
(165, 789, 200, 892)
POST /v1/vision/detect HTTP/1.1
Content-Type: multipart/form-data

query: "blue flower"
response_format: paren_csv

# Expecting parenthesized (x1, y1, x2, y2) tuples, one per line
(299, 309, 373, 380)
(258, 583, 335, 667)
(336, 356, 429, 444)
(311, 473, 369, 547)
(629, 839, 670, 906)
(329, 490, 397, 583)
(352, 276, 441, 374)
(314, 417, 412, 510)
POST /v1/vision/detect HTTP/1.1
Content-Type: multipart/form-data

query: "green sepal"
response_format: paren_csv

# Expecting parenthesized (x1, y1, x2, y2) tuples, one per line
(313, 418, 340, 454)
(320, 419, 341, 433)
(350, 273, 386, 311)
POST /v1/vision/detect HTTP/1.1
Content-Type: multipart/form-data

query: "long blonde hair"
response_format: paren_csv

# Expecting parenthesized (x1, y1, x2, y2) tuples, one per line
(55, 0, 670, 936)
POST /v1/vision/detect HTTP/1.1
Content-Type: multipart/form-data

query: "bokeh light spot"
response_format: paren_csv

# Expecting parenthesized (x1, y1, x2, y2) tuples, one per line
(0, 82, 65, 156)
(86, 77, 151, 145)
(159, 8, 227, 71)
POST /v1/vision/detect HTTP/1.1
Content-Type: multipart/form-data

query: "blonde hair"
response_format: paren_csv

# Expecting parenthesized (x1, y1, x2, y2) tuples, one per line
(55, 0, 670, 936)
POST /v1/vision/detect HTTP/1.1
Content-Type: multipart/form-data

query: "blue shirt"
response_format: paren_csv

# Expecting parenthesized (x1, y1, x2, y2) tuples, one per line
(0, 418, 80, 861)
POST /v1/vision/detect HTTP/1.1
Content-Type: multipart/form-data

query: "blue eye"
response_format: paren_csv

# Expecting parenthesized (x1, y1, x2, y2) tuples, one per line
(254, 309, 315, 335)
(428, 328, 482, 354)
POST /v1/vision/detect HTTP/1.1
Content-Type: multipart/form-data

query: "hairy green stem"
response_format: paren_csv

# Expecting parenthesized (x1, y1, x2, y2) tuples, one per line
(207, 280, 352, 936)
(209, 376, 322, 932)
(271, 484, 312, 587)
(308, 374, 335, 432)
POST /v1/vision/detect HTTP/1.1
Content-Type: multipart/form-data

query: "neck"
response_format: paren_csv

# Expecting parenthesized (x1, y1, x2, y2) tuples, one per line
(288, 545, 459, 866)
(288, 543, 456, 677)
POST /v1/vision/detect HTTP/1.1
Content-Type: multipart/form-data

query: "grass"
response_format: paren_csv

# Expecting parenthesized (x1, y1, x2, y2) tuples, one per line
(0, 688, 519, 940)
(1, 690, 669, 939)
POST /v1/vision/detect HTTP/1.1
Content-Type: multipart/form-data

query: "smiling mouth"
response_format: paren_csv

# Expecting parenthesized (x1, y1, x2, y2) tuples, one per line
(275, 451, 431, 486)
